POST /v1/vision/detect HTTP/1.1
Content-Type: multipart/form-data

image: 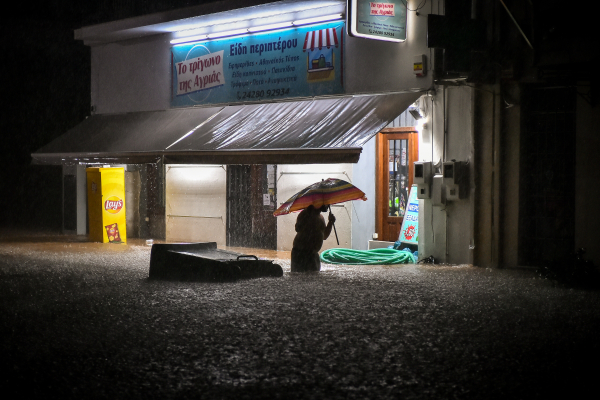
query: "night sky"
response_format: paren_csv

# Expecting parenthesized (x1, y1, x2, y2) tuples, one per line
(0, 1, 206, 229)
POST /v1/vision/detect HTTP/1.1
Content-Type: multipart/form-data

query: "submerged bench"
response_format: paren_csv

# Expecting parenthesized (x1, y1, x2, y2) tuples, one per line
(149, 242, 283, 282)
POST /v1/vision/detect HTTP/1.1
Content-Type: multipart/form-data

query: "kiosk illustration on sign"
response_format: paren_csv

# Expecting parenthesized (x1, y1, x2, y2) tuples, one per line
(171, 21, 344, 107)
(348, 0, 407, 42)
(86, 167, 127, 244)
(399, 185, 419, 245)
(303, 27, 339, 82)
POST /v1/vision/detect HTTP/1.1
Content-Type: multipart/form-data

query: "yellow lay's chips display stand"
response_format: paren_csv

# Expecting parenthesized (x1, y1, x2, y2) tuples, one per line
(87, 167, 127, 244)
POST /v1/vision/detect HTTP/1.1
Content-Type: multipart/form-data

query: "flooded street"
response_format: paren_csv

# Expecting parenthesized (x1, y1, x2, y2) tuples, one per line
(1, 231, 599, 399)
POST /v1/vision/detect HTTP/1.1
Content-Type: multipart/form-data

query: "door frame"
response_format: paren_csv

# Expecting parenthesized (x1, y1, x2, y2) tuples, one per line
(376, 127, 419, 242)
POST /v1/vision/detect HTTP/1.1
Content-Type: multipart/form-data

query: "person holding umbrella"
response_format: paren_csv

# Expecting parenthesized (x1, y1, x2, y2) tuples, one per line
(273, 178, 368, 272)
(291, 205, 336, 272)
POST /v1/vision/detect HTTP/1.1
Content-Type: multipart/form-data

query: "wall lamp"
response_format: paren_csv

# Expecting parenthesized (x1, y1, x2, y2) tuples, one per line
(408, 108, 423, 121)
(170, 13, 343, 45)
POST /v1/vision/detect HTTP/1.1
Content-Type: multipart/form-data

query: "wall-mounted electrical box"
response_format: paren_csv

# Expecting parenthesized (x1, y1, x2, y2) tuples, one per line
(414, 54, 426, 77)
(417, 185, 431, 199)
(442, 161, 469, 200)
(414, 161, 433, 199)
(414, 161, 432, 185)
(446, 184, 460, 201)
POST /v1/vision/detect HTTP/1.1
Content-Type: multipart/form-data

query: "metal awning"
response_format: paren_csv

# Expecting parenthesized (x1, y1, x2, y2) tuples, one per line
(31, 92, 420, 165)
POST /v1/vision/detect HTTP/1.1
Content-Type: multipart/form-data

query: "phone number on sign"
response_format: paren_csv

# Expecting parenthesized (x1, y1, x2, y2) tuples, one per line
(237, 88, 290, 100)
(368, 30, 395, 37)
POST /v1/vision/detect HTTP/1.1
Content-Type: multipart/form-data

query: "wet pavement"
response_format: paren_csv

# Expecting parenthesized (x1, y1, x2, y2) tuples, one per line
(1, 229, 600, 399)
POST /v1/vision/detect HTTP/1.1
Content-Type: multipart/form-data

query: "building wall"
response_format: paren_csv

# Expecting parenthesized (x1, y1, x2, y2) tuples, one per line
(351, 136, 376, 250)
(276, 164, 352, 252)
(61, 164, 90, 236)
(124, 168, 141, 238)
(444, 86, 475, 265)
(500, 83, 520, 268)
(92, 38, 172, 114)
(89, 7, 432, 114)
(576, 93, 600, 266)
(344, 10, 431, 95)
(418, 85, 475, 265)
(76, 165, 87, 235)
(472, 86, 493, 268)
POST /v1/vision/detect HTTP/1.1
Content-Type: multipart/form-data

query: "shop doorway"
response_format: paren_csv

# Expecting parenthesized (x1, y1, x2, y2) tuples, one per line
(376, 128, 419, 242)
(226, 165, 277, 249)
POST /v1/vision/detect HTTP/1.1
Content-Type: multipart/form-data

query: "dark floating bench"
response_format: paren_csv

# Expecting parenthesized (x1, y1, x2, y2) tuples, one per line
(149, 242, 283, 282)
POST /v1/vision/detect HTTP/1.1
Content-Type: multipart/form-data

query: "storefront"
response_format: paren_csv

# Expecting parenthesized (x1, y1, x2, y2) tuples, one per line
(32, 0, 433, 252)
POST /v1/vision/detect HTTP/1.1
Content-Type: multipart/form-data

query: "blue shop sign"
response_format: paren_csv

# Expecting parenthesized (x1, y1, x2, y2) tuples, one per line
(171, 21, 345, 107)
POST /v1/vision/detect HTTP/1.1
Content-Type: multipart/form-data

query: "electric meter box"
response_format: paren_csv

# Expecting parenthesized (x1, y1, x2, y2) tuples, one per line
(414, 54, 426, 77)
(414, 161, 433, 199)
(417, 184, 431, 199)
(442, 161, 463, 185)
(414, 161, 433, 185)
(446, 184, 460, 201)
(442, 161, 469, 200)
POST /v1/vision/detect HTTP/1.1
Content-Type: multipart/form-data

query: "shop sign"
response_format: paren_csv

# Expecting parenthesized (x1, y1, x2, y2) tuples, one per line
(348, 0, 407, 42)
(171, 21, 344, 107)
(399, 185, 419, 244)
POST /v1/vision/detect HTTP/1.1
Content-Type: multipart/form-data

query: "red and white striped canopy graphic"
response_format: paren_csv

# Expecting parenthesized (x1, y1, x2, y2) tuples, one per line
(303, 28, 339, 51)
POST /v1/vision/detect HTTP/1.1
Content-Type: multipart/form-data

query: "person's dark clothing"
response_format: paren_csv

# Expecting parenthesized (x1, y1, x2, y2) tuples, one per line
(291, 248, 321, 272)
(291, 205, 334, 272)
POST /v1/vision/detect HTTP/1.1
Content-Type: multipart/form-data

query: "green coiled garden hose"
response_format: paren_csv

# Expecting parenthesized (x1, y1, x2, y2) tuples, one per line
(320, 248, 416, 265)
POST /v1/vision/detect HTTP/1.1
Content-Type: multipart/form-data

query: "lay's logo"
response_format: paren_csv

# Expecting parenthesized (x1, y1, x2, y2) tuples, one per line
(104, 196, 123, 214)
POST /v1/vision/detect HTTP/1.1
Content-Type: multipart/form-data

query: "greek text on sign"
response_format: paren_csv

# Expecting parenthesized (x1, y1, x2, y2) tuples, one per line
(348, 0, 407, 42)
(175, 50, 225, 95)
(370, 2, 395, 16)
(407, 203, 419, 213)
(171, 22, 344, 107)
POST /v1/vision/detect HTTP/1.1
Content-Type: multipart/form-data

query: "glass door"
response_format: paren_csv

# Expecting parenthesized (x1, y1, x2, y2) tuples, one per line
(388, 138, 409, 219)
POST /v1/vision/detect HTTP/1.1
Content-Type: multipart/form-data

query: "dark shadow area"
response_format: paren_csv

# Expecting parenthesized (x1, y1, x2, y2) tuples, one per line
(537, 248, 600, 290)
(0, 1, 222, 233)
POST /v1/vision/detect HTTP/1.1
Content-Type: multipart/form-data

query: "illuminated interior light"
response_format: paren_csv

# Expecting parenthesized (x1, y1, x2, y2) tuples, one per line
(171, 13, 343, 45)
(207, 28, 249, 39)
(247, 22, 293, 32)
(292, 13, 343, 26)
(170, 34, 208, 45)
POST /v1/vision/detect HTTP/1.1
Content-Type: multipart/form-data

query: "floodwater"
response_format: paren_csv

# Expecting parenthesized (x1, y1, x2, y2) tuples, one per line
(1, 230, 599, 399)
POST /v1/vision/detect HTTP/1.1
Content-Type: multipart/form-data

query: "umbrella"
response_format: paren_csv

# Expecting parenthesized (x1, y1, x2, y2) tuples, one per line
(273, 178, 368, 244)
(273, 178, 367, 216)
